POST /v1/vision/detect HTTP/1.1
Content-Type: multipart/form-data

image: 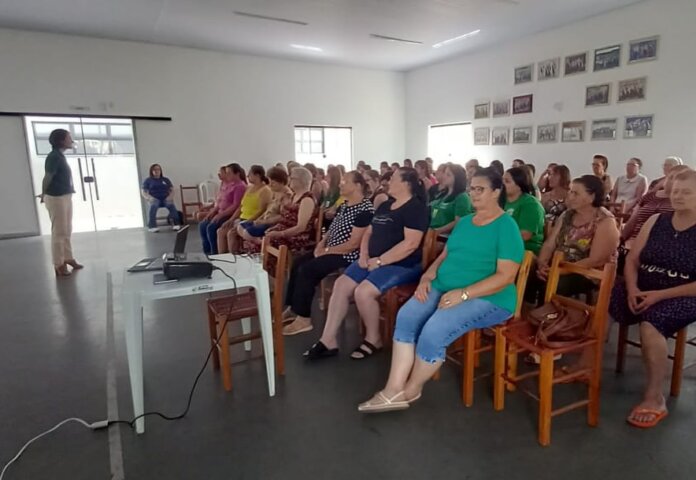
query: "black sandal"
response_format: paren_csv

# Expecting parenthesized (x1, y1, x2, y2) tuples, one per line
(350, 340, 382, 360)
(303, 341, 339, 361)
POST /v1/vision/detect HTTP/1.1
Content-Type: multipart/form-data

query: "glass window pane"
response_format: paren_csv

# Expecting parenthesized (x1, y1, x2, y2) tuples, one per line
(110, 125, 133, 138)
(310, 129, 323, 141)
(36, 139, 52, 155)
(310, 141, 323, 153)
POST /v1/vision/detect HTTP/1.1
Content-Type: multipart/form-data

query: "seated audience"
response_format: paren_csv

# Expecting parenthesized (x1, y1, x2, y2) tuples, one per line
(282, 172, 375, 335)
(591, 154, 613, 201)
(403, 158, 413, 168)
(425, 157, 438, 185)
(304, 163, 327, 203)
(503, 167, 545, 254)
(199, 163, 247, 255)
(217, 165, 271, 253)
(237, 167, 292, 242)
(609, 169, 696, 429)
(622, 165, 691, 244)
(512, 159, 525, 168)
(415, 159, 434, 192)
(287, 160, 301, 172)
(304, 167, 429, 360)
(365, 170, 389, 210)
(524, 164, 541, 199)
(245, 167, 317, 253)
(321, 166, 342, 212)
(380, 162, 391, 175)
(428, 164, 447, 200)
(141, 163, 182, 232)
(648, 156, 683, 192)
(391, 162, 400, 172)
(337, 164, 346, 177)
(610, 157, 648, 213)
(541, 164, 571, 225)
(357, 167, 524, 412)
(429, 164, 472, 235)
(537, 162, 558, 194)
(489, 160, 504, 177)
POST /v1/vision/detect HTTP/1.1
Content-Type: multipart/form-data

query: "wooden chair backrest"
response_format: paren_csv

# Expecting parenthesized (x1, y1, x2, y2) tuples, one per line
(315, 206, 325, 243)
(261, 238, 290, 319)
(605, 200, 625, 215)
(544, 251, 617, 340)
(421, 229, 439, 268)
(512, 250, 535, 320)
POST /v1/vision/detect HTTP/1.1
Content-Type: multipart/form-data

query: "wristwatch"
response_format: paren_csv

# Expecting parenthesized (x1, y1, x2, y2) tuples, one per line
(324, 246, 330, 253)
(460, 290, 470, 301)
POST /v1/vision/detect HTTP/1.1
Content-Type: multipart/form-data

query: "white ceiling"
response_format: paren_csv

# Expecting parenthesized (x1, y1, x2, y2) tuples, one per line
(0, 0, 644, 71)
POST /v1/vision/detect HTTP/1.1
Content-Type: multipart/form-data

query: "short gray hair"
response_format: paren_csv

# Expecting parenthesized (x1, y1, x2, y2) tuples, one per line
(665, 156, 683, 167)
(290, 166, 313, 190)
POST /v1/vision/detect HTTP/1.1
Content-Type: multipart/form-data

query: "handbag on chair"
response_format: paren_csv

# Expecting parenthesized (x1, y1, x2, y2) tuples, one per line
(528, 300, 591, 348)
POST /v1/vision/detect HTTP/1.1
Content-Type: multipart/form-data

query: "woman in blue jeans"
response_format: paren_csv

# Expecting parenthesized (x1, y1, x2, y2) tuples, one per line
(359, 167, 524, 413)
(141, 164, 182, 232)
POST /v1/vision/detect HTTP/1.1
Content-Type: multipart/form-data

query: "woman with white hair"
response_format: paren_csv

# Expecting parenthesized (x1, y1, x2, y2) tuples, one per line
(648, 156, 683, 192)
(246, 166, 317, 253)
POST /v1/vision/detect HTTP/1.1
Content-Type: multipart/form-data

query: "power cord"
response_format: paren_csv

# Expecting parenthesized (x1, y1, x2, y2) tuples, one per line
(212, 266, 238, 291)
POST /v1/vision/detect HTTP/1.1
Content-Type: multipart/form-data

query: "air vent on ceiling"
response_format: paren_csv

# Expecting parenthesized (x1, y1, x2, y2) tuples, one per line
(369, 34, 423, 45)
(233, 11, 308, 26)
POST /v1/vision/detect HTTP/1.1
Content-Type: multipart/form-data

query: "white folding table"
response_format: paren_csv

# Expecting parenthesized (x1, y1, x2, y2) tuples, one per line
(121, 254, 275, 434)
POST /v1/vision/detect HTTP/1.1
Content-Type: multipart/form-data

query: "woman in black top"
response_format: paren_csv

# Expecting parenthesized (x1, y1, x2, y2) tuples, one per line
(41, 129, 83, 276)
(305, 167, 430, 360)
(282, 172, 374, 336)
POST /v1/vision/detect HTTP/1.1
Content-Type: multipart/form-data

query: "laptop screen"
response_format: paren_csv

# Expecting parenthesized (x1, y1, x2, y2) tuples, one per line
(173, 225, 189, 254)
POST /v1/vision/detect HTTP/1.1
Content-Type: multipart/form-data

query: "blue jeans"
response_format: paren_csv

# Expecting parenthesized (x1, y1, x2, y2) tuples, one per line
(343, 261, 422, 293)
(393, 288, 511, 363)
(199, 219, 224, 254)
(148, 198, 180, 228)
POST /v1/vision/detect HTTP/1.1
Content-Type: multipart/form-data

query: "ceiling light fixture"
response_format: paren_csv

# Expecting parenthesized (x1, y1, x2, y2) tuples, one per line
(432, 29, 481, 48)
(290, 44, 323, 52)
(234, 11, 308, 26)
(370, 34, 423, 45)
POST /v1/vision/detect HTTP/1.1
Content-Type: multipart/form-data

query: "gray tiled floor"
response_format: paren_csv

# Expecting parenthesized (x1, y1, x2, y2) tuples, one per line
(1, 229, 694, 479)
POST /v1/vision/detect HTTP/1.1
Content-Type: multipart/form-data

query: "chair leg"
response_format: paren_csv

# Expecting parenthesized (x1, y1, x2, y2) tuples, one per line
(273, 311, 285, 376)
(474, 330, 482, 368)
(218, 320, 232, 392)
(462, 331, 476, 407)
(538, 351, 554, 446)
(241, 317, 252, 352)
(207, 308, 220, 370)
(506, 345, 518, 392)
(615, 324, 629, 373)
(670, 328, 687, 397)
(588, 342, 602, 427)
(493, 327, 506, 411)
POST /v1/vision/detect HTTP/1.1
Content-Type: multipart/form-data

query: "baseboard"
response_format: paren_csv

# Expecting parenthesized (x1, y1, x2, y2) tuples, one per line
(0, 231, 40, 240)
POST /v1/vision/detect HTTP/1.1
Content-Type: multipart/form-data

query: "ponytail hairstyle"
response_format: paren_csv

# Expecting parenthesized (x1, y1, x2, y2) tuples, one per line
(249, 164, 269, 184)
(227, 163, 247, 183)
(398, 167, 427, 204)
(348, 170, 369, 197)
(473, 167, 506, 208)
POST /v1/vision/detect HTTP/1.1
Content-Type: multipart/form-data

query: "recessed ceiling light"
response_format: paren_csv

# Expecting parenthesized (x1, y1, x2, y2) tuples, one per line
(369, 34, 423, 45)
(433, 29, 481, 49)
(290, 44, 323, 52)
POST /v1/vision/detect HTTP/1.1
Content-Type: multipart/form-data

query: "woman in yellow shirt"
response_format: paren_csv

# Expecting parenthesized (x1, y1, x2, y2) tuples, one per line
(217, 165, 271, 253)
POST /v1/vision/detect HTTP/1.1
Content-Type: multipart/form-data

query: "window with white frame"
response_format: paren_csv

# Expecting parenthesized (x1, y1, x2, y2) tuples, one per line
(294, 127, 324, 154)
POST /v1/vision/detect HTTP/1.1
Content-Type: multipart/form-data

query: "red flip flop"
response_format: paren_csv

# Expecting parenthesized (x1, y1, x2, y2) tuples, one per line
(626, 407, 669, 429)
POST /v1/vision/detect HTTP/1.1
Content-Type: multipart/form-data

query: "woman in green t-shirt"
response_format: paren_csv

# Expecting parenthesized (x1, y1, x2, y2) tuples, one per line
(503, 167, 546, 254)
(429, 164, 473, 235)
(358, 167, 524, 413)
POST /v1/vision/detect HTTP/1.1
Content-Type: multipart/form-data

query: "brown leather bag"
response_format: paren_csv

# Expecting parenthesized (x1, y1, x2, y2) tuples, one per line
(528, 300, 591, 348)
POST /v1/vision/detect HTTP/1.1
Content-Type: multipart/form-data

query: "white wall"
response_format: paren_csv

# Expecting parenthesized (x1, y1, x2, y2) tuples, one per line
(0, 28, 405, 230)
(405, 0, 696, 182)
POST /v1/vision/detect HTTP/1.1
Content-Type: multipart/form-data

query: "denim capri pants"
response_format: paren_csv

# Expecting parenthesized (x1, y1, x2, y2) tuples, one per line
(393, 288, 511, 363)
(343, 261, 422, 293)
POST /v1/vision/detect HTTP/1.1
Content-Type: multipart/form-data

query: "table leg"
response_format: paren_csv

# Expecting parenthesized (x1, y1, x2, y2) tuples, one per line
(241, 317, 252, 352)
(124, 291, 146, 433)
(254, 269, 276, 396)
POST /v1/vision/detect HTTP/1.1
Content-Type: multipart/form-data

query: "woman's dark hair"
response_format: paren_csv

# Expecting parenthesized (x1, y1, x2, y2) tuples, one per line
(513, 158, 525, 166)
(414, 159, 431, 178)
(391, 162, 400, 169)
(440, 164, 467, 202)
(337, 164, 346, 176)
(506, 167, 535, 196)
(327, 166, 341, 190)
(347, 170, 369, 196)
(630, 157, 643, 169)
(148, 163, 162, 177)
(303, 163, 317, 177)
(48, 129, 70, 149)
(489, 160, 505, 176)
(380, 170, 393, 183)
(573, 175, 605, 208)
(317, 167, 326, 178)
(403, 158, 413, 168)
(525, 163, 536, 178)
(473, 167, 506, 207)
(226, 163, 247, 183)
(364, 169, 380, 183)
(267, 166, 288, 185)
(380, 161, 389, 169)
(249, 164, 269, 184)
(397, 167, 427, 203)
(551, 164, 571, 189)
(593, 154, 608, 169)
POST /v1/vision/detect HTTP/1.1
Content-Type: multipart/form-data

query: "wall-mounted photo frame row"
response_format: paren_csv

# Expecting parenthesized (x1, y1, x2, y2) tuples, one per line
(473, 115, 653, 145)
(585, 76, 647, 106)
(514, 35, 658, 84)
(474, 94, 533, 119)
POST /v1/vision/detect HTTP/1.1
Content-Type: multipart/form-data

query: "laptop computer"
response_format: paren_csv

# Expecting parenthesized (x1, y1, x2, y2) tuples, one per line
(127, 225, 190, 272)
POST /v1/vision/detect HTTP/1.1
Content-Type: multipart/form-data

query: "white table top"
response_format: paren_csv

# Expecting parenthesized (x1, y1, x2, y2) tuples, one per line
(122, 253, 263, 301)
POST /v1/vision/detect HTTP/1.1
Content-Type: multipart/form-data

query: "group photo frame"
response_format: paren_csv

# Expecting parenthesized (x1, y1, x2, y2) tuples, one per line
(628, 36, 659, 64)
(537, 124, 558, 143)
(594, 44, 621, 71)
(513, 94, 533, 114)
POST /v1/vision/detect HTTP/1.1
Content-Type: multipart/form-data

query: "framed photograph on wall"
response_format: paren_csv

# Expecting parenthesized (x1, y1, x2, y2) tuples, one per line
(564, 52, 587, 76)
(492, 99, 511, 117)
(628, 36, 659, 64)
(585, 83, 611, 107)
(591, 118, 618, 141)
(594, 44, 621, 71)
(538, 57, 560, 80)
(624, 115, 653, 139)
(512, 126, 533, 144)
(537, 124, 558, 143)
(561, 121, 586, 142)
(474, 102, 490, 119)
(618, 77, 647, 102)
(513, 94, 533, 114)
(492, 127, 509, 146)
(474, 127, 490, 145)
(514, 64, 534, 84)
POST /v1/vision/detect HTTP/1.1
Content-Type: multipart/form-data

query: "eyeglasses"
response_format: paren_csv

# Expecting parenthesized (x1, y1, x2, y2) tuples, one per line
(469, 186, 488, 194)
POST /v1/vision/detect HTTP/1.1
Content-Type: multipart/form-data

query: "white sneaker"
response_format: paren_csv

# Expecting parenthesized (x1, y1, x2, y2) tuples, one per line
(148, 227, 160, 233)
(172, 225, 182, 231)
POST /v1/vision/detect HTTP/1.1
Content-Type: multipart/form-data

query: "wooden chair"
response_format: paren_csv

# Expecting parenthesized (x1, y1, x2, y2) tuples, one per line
(206, 239, 289, 391)
(179, 184, 202, 224)
(616, 324, 696, 397)
(445, 251, 534, 406)
(605, 201, 627, 229)
(493, 251, 616, 446)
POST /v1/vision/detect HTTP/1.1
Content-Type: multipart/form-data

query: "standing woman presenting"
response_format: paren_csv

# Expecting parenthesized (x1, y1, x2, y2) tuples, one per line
(41, 129, 83, 276)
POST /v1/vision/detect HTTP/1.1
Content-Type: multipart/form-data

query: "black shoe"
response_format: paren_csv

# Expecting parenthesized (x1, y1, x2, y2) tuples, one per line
(303, 341, 339, 361)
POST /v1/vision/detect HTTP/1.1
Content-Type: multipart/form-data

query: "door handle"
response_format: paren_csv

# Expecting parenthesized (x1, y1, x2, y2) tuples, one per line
(91, 158, 100, 201)
(76, 158, 87, 201)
